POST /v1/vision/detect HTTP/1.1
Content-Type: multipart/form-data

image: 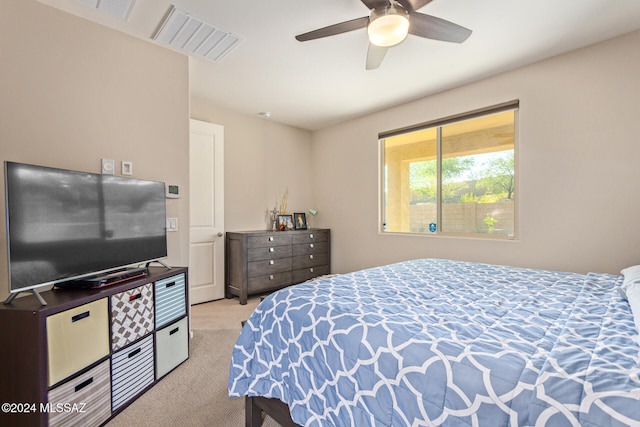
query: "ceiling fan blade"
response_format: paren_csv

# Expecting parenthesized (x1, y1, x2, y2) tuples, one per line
(366, 44, 388, 70)
(295, 16, 369, 42)
(409, 12, 472, 43)
(360, 0, 390, 10)
(397, 0, 433, 13)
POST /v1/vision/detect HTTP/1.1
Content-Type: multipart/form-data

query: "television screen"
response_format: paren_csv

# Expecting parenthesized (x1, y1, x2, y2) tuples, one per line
(4, 161, 167, 293)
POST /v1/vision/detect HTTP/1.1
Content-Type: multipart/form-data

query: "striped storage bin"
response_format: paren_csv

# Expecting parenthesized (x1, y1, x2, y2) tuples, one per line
(111, 335, 154, 412)
(48, 359, 111, 427)
(154, 273, 186, 328)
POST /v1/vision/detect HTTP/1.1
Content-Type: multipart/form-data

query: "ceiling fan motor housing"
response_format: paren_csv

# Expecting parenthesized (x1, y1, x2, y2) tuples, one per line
(368, 2, 410, 47)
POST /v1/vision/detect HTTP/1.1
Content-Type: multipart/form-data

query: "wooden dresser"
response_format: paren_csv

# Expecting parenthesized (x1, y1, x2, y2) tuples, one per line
(225, 229, 331, 304)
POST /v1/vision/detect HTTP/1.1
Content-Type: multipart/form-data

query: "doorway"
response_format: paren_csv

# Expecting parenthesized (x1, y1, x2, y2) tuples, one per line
(189, 119, 224, 304)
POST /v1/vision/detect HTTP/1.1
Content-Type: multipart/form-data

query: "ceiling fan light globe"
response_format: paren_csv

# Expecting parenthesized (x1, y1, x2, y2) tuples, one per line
(368, 4, 410, 47)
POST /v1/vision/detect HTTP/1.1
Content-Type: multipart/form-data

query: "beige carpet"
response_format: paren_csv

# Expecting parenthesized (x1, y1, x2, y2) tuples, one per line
(106, 296, 282, 427)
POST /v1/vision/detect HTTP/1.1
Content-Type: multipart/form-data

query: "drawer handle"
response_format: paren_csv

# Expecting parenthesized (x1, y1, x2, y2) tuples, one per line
(170, 327, 180, 335)
(310, 243, 314, 248)
(71, 311, 90, 323)
(165, 281, 176, 288)
(269, 275, 274, 280)
(269, 248, 274, 252)
(269, 236, 274, 242)
(129, 293, 142, 302)
(309, 234, 314, 239)
(310, 268, 314, 273)
(309, 255, 314, 260)
(269, 260, 275, 265)
(128, 348, 141, 358)
(74, 377, 93, 393)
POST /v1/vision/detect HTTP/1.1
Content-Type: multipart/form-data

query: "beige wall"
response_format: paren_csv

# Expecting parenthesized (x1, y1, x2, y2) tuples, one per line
(0, 0, 190, 300)
(190, 99, 313, 231)
(312, 30, 640, 276)
(2, 1, 638, 302)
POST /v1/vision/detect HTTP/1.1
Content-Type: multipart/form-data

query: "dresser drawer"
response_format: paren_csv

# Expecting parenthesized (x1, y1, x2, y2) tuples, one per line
(292, 265, 331, 284)
(292, 252, 329, 269)
(248, 271, 292, 294)
(292, 240, 329, 256)
(291, 230, 329, 245)
(156, 317, 189, 379)
(48, 359, 111, 427)
(111, 334, 154, 411)
(47, 298, 110, 386)
(248, 234, 291, 248)
(248, 244, 292, 261)
(155, 273, 186, 329)
(111, 283, 154, 351)
(248, 258, 292, 277)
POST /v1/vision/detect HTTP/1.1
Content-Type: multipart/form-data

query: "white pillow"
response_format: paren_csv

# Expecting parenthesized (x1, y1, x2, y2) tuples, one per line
(619, 266, 640, 366)
(618, 265, 640, 300)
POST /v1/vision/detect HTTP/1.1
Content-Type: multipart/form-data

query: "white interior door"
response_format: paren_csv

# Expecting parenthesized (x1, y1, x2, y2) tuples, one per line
(189, 119, 224, 304)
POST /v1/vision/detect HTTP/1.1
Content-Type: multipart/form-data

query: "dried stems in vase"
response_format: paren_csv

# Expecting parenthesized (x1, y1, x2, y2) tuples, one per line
(279, 188, 289, 214)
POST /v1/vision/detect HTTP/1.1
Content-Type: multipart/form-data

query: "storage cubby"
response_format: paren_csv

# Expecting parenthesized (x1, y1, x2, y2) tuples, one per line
(111, 334, 155, 412)
(155, 273, 186, 328)
(110, 283, 154, 351)
(0, 267, 189, 427)
(46, 298, 110, 387)
(156, 316, 189, 379)
(47, 359, 111, 427)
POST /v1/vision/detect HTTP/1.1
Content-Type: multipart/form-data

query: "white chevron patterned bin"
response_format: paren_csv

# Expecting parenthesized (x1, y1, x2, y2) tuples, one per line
(110, 283, 154, 351)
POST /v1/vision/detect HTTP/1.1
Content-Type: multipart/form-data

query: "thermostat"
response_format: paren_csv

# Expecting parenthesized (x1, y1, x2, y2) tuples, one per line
(166, 184, 180, 198)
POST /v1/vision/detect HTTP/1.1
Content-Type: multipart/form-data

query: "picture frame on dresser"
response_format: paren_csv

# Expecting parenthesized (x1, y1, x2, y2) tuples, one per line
(293, 212, 307, 230)
(277, 214, 294, 231)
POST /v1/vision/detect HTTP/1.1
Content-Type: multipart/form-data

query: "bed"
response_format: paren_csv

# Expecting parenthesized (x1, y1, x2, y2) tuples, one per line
(228, 258, 640, 426)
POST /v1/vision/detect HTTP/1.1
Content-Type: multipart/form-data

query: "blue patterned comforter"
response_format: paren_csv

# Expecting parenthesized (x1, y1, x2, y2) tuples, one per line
(228, 259, 640, 426)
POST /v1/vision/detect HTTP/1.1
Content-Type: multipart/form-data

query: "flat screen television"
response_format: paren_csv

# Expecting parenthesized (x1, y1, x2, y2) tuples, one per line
(4, 161, 167, 300)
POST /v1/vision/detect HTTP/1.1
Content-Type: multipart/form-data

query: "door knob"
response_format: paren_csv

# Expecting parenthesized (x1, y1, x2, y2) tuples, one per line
(217, 232, 223, 237)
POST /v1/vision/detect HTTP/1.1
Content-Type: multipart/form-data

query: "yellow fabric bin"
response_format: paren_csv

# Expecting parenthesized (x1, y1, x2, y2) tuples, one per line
(46, 298, 109, 386)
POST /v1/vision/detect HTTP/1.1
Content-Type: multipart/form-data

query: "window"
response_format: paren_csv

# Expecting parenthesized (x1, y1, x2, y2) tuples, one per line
(381, 101, 518, 239)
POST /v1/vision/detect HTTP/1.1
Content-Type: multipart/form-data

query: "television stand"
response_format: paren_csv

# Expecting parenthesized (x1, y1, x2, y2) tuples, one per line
(4, 288, 48, 306)
(0, 267, 189, 426)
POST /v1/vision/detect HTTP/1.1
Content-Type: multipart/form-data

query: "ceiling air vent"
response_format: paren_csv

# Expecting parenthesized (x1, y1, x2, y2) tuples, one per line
(152, 5, 243, 63)
(75, 0, 135, 20)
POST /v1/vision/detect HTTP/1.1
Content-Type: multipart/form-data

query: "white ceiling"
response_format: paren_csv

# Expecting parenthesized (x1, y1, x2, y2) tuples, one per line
(37, 0, 640, 131)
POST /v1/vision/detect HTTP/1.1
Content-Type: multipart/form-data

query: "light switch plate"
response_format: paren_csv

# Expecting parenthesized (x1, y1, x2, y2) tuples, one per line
(121, 161, 133, 176)
(166, 218, 178, 232)
(101, 158, 115, 175)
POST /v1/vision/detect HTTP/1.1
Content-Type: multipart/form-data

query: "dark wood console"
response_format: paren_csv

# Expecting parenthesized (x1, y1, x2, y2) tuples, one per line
(0, 267, 189, 426)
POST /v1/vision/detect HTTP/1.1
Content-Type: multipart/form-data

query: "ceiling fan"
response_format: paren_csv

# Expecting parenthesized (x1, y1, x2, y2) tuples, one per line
(295, 0, 472, 70)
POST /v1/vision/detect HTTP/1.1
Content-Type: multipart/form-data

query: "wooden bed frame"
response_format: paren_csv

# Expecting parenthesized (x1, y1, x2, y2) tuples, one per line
(246, 396, 300, 427)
